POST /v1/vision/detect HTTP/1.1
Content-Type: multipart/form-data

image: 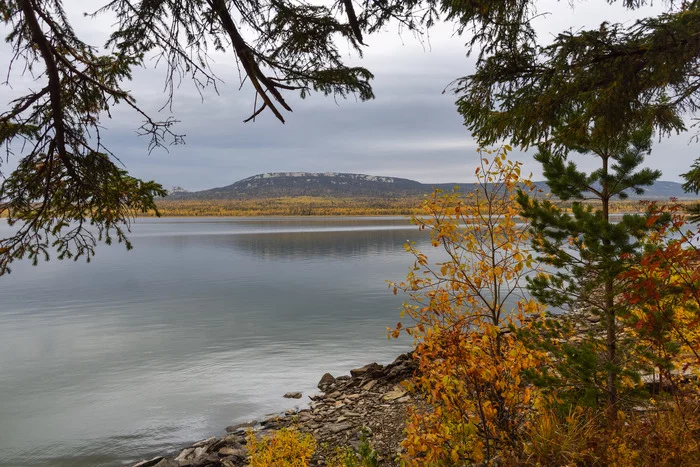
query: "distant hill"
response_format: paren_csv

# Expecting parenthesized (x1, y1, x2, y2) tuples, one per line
(168, 172, 436, 199)
(166, 172, 695, 200)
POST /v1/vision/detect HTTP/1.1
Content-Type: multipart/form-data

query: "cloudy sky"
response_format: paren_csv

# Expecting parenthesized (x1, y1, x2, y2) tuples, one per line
(2, 0, 697, 191)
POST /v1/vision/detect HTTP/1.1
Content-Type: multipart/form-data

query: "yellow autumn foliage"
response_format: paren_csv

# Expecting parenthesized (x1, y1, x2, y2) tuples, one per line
(246, 427, 316, 467)
(391, 148, 550, 465)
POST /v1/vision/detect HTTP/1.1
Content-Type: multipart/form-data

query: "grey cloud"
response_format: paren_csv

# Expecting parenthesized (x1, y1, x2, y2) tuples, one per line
(102, 53, 480, 190)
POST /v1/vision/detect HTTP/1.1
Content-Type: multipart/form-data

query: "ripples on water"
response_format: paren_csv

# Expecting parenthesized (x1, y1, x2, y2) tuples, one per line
(0, 217, 430, 466)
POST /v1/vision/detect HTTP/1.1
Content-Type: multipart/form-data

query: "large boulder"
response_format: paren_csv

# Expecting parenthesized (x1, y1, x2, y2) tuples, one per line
(318, 372, 336, 390)
(350, 362, 384, 378)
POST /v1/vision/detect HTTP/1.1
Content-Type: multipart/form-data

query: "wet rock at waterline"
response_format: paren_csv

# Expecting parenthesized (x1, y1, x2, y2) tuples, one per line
(131, 353, 417, 467)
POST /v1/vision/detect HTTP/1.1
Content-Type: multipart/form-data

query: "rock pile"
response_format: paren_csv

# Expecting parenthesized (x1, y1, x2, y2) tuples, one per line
(132, 353, 418, 467)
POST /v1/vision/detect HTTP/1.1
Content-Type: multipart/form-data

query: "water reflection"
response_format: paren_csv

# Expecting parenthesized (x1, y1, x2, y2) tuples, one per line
(150, 228, 426, 260)
(0, 217, 429, 467)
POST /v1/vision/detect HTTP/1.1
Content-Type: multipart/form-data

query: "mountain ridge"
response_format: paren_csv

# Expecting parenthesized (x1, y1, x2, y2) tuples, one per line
(166, 172, 696, 200)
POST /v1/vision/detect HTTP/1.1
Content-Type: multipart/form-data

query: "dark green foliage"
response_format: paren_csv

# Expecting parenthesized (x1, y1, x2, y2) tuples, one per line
(1, 153, 165, 273)
(519, 315, 610, 408)
(515, 129, 661, 412)
(537, 129, 660, 202)
(518, 313, 649, 410)
(682, 159, 700, 221)
(0, 0, 170, 274)
(456, 4, 700, 154)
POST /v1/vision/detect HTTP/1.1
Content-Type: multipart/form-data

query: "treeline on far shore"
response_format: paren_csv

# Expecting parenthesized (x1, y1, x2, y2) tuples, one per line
(0, 197, 696, 219)
(141, 197, 700, 217)
(145, 196, 424, 217)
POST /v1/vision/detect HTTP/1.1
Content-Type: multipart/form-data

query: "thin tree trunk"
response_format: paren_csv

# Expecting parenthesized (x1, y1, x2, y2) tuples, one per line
(601, 155, 618, 416)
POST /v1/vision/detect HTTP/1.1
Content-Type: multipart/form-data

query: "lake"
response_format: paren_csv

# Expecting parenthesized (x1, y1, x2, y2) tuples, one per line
(0, 217, 431, 467)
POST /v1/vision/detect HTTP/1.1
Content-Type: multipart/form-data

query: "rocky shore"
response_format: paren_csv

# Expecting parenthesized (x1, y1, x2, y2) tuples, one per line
(132, 353, 418, 467)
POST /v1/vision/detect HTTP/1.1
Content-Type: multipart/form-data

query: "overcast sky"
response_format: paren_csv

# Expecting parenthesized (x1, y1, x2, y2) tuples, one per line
(2, 1, 697, 191)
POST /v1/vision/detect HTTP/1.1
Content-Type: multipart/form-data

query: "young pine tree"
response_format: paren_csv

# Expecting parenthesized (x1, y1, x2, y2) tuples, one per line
(517, 128, 660, 414)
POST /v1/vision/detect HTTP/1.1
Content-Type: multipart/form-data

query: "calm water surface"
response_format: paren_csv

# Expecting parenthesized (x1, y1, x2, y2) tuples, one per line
(0, 217, 430, 467)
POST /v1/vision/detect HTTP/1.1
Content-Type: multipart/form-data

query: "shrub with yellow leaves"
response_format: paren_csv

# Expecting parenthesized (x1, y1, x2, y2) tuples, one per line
(390, 148, 549, 465)
(246, 426, 316, 467)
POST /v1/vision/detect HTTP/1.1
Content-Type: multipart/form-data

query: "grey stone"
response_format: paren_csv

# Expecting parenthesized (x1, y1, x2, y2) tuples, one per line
(133, 457, 165, 467)
(362, 380, 377, 391)
(387, 364, 408, 379)
(318, 373, 336, 389)
(225, 420, 258, 433)
(350, 362, 383, 378)
(174, 448, 193, 462)
(329, 422, 353, 433)
(192, 436, 216, 448)
(219, 446, 246, 456)
(224, 433, 246, 444)
(284, 391, 303, 399)
(209, 438, 227, 452)
(394, 353, 411, 363)
(382, 387, 406, 401)
(261, 418, 283, 429)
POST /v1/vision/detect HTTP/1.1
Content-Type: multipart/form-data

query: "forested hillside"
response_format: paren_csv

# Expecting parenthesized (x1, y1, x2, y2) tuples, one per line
(166, 172, 693, 200)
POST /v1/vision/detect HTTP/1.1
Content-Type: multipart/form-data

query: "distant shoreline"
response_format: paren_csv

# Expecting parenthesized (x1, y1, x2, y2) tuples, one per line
(145, 197, 425, 217)
(139, 197, 700, 218)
